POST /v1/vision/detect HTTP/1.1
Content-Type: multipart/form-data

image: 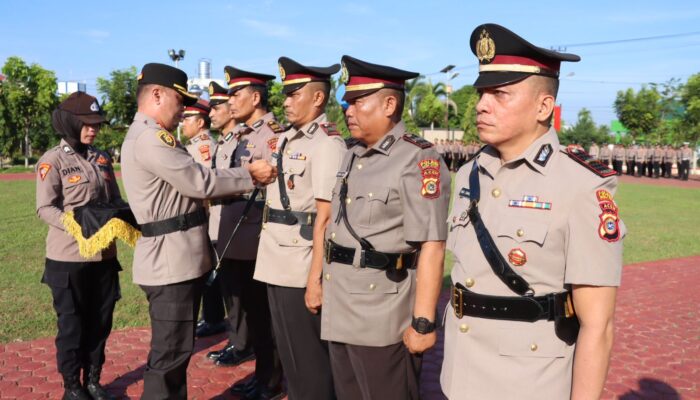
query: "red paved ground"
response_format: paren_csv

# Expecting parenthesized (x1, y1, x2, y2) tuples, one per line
(1, 256, 699, 399)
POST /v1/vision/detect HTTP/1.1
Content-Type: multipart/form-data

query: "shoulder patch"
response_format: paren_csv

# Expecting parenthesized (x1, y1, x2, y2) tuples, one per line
(157, 130, 176, 148)
(402, 134, 433, 149)
(267, 137, 279, 152)
(38, 163, 52, 181)
(418, 159, 441, 199)
(564, 147, 617, 178)
(198, 144, 211, 161)
(267, 120, 284, 133)
(320, 122, 340, 136)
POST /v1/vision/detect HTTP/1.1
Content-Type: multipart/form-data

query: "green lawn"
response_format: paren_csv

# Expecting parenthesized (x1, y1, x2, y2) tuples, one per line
(0, 179, 698, 343)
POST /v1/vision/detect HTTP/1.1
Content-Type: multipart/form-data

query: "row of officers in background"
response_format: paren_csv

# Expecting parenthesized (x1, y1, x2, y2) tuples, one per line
(589, 142, 694, 180)
(435, 140, 482, 172)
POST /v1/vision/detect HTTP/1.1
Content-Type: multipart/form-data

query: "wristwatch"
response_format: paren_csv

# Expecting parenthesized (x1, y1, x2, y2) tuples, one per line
(411, 316, 436, 334)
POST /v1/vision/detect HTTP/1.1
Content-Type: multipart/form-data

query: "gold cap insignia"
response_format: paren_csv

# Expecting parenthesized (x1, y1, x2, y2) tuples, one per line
(340, 62, 349, 84)
(208, 83, 214, 95)
(278, 63, 286, 80)
(224, 71, 231, 83)
(137, 73, 143, 81)
(476, 29, 496, 63)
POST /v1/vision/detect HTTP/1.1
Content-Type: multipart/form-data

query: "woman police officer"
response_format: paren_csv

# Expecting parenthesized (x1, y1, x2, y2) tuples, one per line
(36, 92, 123, 400)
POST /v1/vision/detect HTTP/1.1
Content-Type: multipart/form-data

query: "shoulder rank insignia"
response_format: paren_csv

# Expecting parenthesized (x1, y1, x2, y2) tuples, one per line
(38, 163, 52, 181)
(418, 159, 441, 199)
(403, 134, 433, 149)
(564, 147, 616, 177)
(320, 122, 339, 136)
(267, 120, 284, 133)
(157, 130, 176, 148)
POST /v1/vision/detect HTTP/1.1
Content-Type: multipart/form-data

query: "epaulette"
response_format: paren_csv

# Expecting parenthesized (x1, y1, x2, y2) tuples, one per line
(267, 120, 284, 133)
(563, 147, 617, 178)
(402, 134, 433, 149)
(345, 138, 361, 149)
(320, 122, 340, 136)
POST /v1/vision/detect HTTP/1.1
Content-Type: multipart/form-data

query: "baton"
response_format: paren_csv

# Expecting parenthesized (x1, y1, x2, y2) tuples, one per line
(206, 187, 261, 286)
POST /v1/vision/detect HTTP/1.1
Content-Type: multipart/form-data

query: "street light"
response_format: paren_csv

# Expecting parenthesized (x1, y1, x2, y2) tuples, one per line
(168, 49, 186, 68)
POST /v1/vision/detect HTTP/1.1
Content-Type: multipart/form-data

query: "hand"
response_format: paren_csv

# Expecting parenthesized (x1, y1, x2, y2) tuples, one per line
(305, 278, 323, 314)
(403, 326, 437, 354)
(247, 160, 277, 185)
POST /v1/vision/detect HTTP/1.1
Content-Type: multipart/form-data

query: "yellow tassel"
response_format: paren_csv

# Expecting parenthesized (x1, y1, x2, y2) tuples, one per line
(61, 211, 141, 259)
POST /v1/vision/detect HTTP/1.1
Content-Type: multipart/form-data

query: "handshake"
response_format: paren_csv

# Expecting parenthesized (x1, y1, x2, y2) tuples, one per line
(246, 159, 278, 186)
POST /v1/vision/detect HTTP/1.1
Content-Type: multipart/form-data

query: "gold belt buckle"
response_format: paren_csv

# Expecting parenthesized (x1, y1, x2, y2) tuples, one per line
(263, 204, 269, 223)
(324, 240, 331, 264)
(452, 286, 463, 319)
(565, 292, 575, 318)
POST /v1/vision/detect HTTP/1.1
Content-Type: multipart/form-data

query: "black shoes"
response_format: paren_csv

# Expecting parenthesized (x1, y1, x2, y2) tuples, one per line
(207, 343, 235, 360)
(195, 320, 227, 338)
(62, 374, 91, 400)
(230, 376, 258, 395)
(241, 384, 286, 400)
(83, 365, 115, 400)
(215, 345, 255, 366)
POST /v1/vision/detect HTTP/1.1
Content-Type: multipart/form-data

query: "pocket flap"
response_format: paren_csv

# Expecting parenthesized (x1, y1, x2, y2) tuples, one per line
(41, 270, 70, 288)
(354, 187, 390, 203)
(284, 159, 307, 175)
(347, 275, 398, 294)
(498, 324, 567, 358)
(497, 219, 548, 244)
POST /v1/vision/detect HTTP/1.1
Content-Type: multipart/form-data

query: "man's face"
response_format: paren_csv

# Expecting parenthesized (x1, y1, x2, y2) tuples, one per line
(283, 85, 318, 127)
(475, 77, 540, 148)
(344, 92, 389, 140)
(209, 102, 232, 131)
(181, 115, 200, 139)
(158, 88, 184, 131)
(228, 87, 257, 122)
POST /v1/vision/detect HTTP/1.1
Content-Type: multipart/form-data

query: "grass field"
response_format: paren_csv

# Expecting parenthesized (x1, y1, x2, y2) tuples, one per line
(0, 179, 698, 343)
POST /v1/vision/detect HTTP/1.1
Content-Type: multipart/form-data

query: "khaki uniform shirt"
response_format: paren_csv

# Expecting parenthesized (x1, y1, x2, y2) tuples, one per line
(613, 147, 626, 161)
(599, 146, 611, 163)
(209, 124, 243, 241)
(588, 144, 599, 159)
(254, 114, 347, 287)
(625, 147, 636, 162)
(681, 147, 693, 161)
(185, 131, 215, 169)
(120, 112, 255, 286)
(653, 148, 664, 162)
(440, 129, 625, 399)
(665, 148, 677, 163)
(217, 112, 281, 261)
(36, 140, 121, 262)
(320, 122, 451, 347)
(636, 147, 646, 161)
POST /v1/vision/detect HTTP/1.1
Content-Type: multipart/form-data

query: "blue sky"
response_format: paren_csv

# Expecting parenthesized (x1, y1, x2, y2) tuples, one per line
(2, 0, 700, 126)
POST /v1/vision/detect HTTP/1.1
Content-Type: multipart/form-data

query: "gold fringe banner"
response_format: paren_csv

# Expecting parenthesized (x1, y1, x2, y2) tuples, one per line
(61, 211, 141, 259)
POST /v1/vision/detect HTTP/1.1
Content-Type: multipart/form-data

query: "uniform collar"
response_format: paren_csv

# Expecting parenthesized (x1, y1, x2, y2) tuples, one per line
(479, 128, 559, 177)
(250, 112, 274, 134)
(296, 113, 327, 139)
(352, 121, 406, 157)
(134, 112, 161, 129)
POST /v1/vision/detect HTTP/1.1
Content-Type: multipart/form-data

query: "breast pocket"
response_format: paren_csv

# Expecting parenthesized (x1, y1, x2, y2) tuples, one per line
(62, 173, 90, 196)
(284, 159, 307, 178)
(496, 219, 549, 247)
(354, 186, 390, 227)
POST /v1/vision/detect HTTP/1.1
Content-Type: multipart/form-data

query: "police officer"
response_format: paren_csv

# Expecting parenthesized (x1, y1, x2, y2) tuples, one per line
(182, 99, 215, 167)
(203, 79, 255, 358)
(120, 63, 276, 399)
(612, 144, 625, 175)
(588, 142, 599, 159)
(646, 144, 654, 177)
(665, 144, 676, 178)
(253, 57, 346, 400)
(626, 144, 636, 176)
(679, 142, 693, 180)
(321, 55, 450, 399)
(653, 144, 664, 178)
(216, 65, 285, 399)
(441, 24, 625, 400)
(37, 92, 121, 400)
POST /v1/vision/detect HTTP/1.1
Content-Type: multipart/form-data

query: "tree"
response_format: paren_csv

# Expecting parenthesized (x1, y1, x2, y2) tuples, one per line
(680, 73, 700, 145)
(613, 86, 662, 142)
(95, 67, 138, 152)
(325, 77, 350, 137)
(268, 81, 286, 124)
(559, 108, 611, 147)
(452, 86, 480, 143)
(1, 56, 58, 166)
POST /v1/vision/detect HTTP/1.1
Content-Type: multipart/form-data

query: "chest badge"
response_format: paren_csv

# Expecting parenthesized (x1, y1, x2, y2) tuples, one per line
(508, 195, 552, 210)
(67, 175, 82, 184)
(289, 152, 306, 160)
(508, 248, 527, 266)
(96, 155, 109, 166)
(287, 177, 295, 190)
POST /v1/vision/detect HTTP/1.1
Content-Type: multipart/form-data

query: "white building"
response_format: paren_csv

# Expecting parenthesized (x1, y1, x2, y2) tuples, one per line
(187, 59, 226, 99)
(57, 81, 86, 95)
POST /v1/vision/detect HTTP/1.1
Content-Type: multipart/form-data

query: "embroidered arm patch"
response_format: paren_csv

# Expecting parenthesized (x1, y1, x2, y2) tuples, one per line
(418, 159, 441, 199)
(157, 130, 176, 148)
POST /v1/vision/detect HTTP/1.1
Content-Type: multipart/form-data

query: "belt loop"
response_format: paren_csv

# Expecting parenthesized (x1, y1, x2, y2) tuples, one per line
(359, 249, 367, 268)
(452, 286, 463, 319)
(324, 240, 331, 264)
(263, 204, 269, 223)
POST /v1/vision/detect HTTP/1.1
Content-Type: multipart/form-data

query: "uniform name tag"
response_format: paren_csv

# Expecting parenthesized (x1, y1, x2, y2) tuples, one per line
(336, 171, 347, 178)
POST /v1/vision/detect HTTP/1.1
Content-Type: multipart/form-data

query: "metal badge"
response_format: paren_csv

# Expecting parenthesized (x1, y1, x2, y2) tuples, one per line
(476, 28, 496, 63)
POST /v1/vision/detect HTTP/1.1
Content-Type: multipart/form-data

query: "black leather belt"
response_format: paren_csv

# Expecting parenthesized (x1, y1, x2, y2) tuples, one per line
(263, 206, 316, 226)
(451, 283, 574, 322)
(140, 209, 207, 237)
(210, 194, 260, 206)
(324, 240, 418, 270)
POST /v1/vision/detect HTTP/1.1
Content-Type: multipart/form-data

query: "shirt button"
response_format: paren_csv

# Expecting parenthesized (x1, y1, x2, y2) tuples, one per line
(530, 343, 538, 352)
(262, 223, 267, 230)
(465, 278, 475, 288)
(516, 229, 525, 237)
(331, 232, 336, 239)
(292, 239, 298, 244)
(266, 199, 271, 205)
(324, 273, 331, 281)
(346, 198, 352, 205)
(368, 192, 373, 198)
(289, 168, 294, 173)
(369, 283, 376, 290)
(357, 164, 363, 170)
(491, 188, 501, 198)
(459, 324, 470, 333)
(286, 150, 291, 155)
